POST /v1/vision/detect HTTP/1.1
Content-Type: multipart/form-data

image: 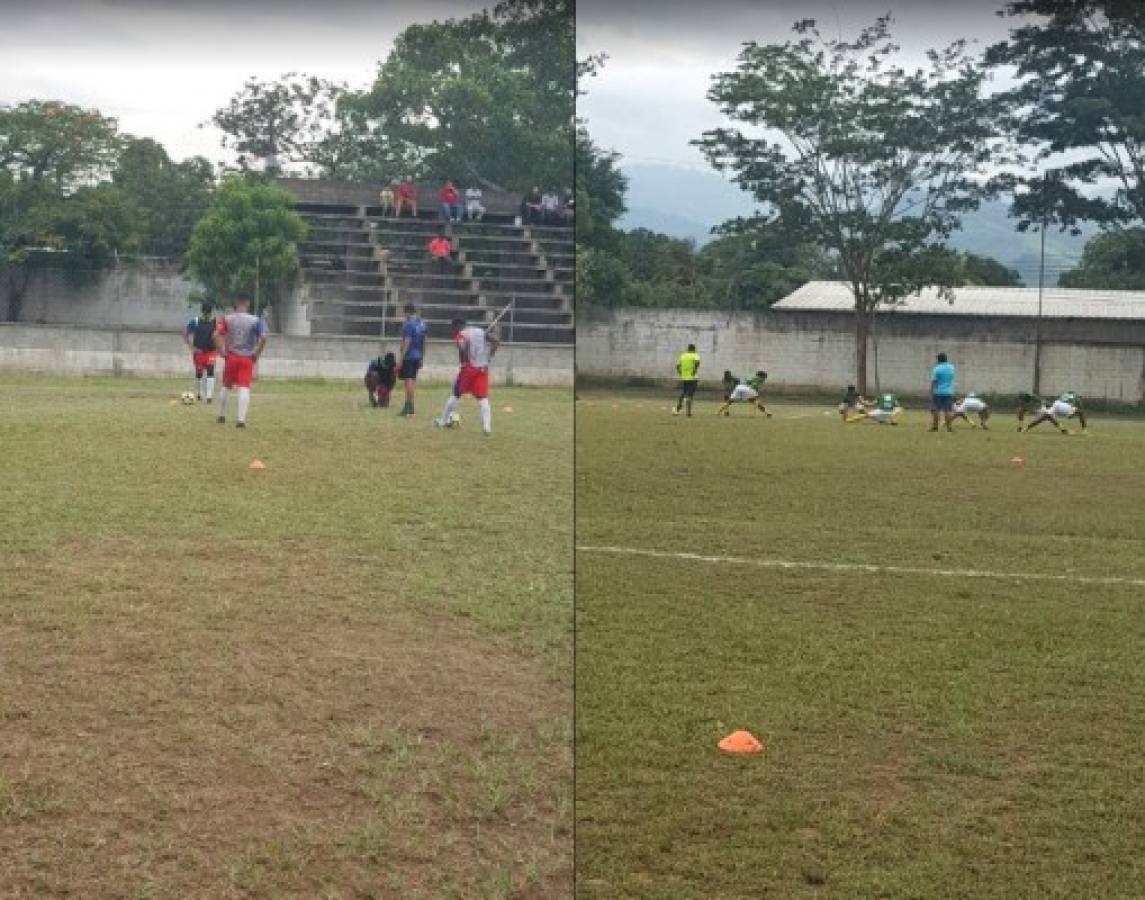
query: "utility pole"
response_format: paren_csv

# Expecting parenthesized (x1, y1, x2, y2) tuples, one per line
(1033, 172, 1049, 395)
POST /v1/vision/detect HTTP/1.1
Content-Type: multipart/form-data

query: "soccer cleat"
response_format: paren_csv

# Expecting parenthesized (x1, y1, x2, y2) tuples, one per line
(673, 408, 680, 416)
(433, 417, 444, 428)
(217, 416, 226, 424)
(236, 422, 246, 429)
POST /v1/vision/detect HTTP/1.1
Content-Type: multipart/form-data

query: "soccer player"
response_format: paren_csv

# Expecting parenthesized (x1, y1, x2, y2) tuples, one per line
(928, 352, 956, 432)
(1021, 391, 1088, 434)
(674, 344, 701, 416)
(717, 370, 771, 416)
(365, 352, 397, 408)
(213, 296, 267, 428)
(183, 301, 218, 402)
(950, 393, 990, 429)
(434, 316, 499, 435)
(395, 303, 427, 418)
(861, 392, 903, 425)
(839, 384, 869, 421)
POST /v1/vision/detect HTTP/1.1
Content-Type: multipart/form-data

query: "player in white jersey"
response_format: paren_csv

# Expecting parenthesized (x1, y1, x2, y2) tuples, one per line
(1021, 391, 1088, 433)
(213, 296, 268, 428)
(434, 316, 499, 435)
(949, 393, 990, 429)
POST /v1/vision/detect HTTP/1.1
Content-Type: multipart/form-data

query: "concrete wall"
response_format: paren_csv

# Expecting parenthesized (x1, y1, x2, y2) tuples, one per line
(0, 323, 573, 386)
(577, 307, 1145, 404)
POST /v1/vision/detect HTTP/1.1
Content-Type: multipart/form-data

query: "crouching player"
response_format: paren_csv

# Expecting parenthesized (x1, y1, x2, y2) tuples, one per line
(214, 296, 267, 429)
(718, 370, 772, 417)
(435, 316, 499, 436)
(183, 301, 218, 402)
(950, 393, 990, 429)
(1021, 391, 1088, 434)
(365, 352, 397, 408)
(839, 384, 870, 421)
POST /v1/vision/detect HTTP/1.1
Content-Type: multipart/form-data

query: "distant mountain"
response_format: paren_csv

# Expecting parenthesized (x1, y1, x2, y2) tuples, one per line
(617, 162, 1098, 286)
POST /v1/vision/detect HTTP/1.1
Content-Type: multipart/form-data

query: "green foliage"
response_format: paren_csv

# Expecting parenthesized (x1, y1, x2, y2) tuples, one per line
(956, 251, 1024, 287)
(575, 127, 626, 249)
(693, 15, 1014, 387)
(45, 183, 143, 264)
(113, 137, 214, 257)
(1058, 228, 1145, 288)
(208, 73, 345, 174)
(185, 176, 307, 312)
(339, 0, 573, 191)
(0, 100, 121, 190)
(987, 1, 1145, 228)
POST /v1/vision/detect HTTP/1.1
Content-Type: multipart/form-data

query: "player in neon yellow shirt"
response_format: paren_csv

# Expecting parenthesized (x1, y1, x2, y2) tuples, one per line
(674, 344, 701, 417)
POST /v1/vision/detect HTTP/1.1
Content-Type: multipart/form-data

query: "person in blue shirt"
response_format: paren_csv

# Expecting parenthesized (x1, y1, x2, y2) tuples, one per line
(929, 352, 956, 432)
(396, 303, 428, 417)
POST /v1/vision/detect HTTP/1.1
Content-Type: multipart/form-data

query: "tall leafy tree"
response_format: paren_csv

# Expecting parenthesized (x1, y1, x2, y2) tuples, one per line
(342, 0, 574, 191)
(0, 100, 121, 190)
(185, 176, 307, 322)
(208, 73, 345, 174)
(987, 1, 1145, 229)
(113, 137, 214, 257)
(694, 16, 1014, 391)
(1058, 228, 1145, 288)
(574, 126, 626, 249)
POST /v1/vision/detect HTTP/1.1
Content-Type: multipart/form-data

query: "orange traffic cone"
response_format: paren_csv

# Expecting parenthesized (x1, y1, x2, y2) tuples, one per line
(503, 405, 514, 414)
(1009, 455, 1025, 465)
(718, 730, 764, 754)
(249, 459, 267, 470)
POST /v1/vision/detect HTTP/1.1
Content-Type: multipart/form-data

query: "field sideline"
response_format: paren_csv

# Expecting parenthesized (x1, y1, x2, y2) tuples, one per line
(0, 375, 572, 899)
(575, 392, 1144, 899)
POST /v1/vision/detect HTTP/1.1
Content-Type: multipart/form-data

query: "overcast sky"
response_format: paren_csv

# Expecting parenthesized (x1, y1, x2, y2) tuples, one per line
(577, 0, 1017, 170)
(0, 0, 487, 166)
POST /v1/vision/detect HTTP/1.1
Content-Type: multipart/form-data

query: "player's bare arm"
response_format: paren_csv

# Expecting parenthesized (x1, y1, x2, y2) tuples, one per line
(253, 334, 268, 363)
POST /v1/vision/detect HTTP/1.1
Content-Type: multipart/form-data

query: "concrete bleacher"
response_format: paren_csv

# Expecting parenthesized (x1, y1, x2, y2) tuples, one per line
(278, 178, 574, 345)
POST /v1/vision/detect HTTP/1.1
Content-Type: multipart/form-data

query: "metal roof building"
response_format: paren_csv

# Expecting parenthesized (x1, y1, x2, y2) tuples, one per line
(773, 281, 1145, 321)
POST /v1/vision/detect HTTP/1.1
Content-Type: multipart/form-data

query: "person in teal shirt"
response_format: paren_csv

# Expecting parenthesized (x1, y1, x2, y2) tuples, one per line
(929, 352, 956, 432)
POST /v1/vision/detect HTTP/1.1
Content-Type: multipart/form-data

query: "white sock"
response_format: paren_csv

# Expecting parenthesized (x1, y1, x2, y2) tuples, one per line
(205, 376, 215, 401)
(441, 395, 459, 420)
(217, 388, 229, 417)
(237, 387, 251, 423)
(480, 398, 491, 433)
(195, 376, 203, 398)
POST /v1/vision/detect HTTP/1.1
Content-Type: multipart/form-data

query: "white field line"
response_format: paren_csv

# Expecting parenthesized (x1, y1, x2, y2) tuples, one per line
(576, 545, 1145, 589)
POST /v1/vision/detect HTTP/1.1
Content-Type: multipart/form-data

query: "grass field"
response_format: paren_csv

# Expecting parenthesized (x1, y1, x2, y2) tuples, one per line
(575, 393, 1145, 899)
(0, 374, 572, 899)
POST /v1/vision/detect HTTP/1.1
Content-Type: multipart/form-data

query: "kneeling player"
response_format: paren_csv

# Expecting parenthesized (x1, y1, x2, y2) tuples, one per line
(839, 384, 870, 421)
(365, 352, 397, 408)
(950, 393, 990, 429)
(435, 316, 499, 435)
(1022, 391, 1087, 434)
(718, 370, 771, 416)
(183, 302, 218, 402)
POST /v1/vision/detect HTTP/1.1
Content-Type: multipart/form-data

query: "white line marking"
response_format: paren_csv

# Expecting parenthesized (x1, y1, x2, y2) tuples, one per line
(576, 545, 1145, 588)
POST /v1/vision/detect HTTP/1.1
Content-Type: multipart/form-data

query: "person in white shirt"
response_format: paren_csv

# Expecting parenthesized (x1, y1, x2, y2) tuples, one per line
(950, 393, 991, 429)
(434, 316, 500, 436)
(464, 186, 485, 221)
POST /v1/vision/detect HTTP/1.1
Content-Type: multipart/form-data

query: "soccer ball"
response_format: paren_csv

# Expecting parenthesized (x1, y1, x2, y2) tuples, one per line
(181, 391, 196, 405)
(446, 411, 461, 428)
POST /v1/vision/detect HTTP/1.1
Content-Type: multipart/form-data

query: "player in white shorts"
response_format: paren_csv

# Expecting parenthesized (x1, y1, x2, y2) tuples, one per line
(852, 392, 902, 425)
(949, 393, 990, 429)
(1021, 392, 1087, 433)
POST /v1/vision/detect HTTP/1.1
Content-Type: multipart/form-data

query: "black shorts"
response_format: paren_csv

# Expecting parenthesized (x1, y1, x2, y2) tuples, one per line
(399, 358, 422, 380)
(679, 380, 698, 397)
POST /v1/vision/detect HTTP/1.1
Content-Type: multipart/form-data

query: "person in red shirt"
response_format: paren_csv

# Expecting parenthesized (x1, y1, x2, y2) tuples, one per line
(439, 180, 461, 221)
(395, 181, 418, 218)
(427, 234, 452, 273)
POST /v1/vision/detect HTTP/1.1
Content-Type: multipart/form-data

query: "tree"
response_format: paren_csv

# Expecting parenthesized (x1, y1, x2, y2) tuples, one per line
(185, 177, 307, 323)
(342, 0, 574, 191)
(208, 73, 345, 174)
(694, 16, 1014, 391)
(956, 251, 1024, 286)
(575, 126, 626, 249)
(113, 137, 214, 257)
(1058, 228, 1145, 288)
(0, 100, 121, 190)
(987, 1, 1145, 229)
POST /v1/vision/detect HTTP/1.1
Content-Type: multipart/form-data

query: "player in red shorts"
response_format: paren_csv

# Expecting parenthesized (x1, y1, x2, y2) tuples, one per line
(434, 316, 500, 436)
(183, 301, 218, 402)
(213, 295, 268, 428)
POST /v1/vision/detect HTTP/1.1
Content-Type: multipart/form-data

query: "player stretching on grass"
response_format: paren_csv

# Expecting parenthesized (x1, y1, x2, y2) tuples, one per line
(214, 296, 267, 429)
(1021, 392, 1088, 434)
(847, 392, 902, 424)
(434, 316, 500, 436)
(839, 384, 869, 421)
(674, 344, 700, 417)
(950, 393, 990, 429)
(718, 370, 771, 417)
(183, 301, 218, 403)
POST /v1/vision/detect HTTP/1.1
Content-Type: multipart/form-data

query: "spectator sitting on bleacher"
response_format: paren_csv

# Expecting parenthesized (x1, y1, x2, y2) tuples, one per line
(378, 186, 395, 217)
(541, 189, 561, 225)
(440, 180, 462, 222)
(465, 185, 485, 221)
(427, 234, 452, 273)
(521, 185, 543, 225)
(395, 180, 418, 218)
